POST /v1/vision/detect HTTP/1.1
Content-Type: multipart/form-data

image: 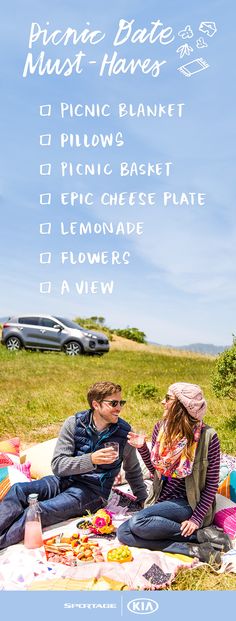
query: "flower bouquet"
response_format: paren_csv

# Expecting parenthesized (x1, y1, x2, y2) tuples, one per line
(89, 509, 115, 535)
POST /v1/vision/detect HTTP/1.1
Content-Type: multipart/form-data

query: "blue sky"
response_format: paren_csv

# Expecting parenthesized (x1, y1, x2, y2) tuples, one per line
(1, 0, 235, 346)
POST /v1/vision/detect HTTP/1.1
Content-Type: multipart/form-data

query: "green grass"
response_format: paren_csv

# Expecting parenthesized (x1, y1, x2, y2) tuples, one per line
(0, 345, 235, 452)
(0, 344, 235, 590)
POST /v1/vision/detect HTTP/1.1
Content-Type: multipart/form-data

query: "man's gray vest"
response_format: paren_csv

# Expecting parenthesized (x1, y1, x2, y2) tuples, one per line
(145, 425, 216, 526)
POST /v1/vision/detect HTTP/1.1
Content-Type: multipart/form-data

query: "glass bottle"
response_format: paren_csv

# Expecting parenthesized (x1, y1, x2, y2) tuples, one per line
(24, 493, 43, 549)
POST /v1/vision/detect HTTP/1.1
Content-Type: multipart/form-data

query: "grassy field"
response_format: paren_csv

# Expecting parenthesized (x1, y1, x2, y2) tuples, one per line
(0, 338, 235, 590)
(0, 337, 235, 452)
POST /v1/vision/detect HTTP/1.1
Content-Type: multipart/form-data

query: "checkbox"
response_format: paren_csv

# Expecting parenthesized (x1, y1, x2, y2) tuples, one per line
(40, 281, 51, 293)
(40, 252, 52, 264)
(40, 163, 51, 176)
(40, 104, 52, 117)
(40, 193, 51, 205)
(40, 222, 51, 235)
(40, 134, 51, 146)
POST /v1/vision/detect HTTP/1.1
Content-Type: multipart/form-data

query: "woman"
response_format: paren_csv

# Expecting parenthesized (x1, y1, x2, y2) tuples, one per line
(118, 382, 232, 564)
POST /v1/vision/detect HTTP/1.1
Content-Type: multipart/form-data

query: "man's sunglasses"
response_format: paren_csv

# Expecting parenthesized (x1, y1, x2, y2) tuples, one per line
(102, 400, 126, 408)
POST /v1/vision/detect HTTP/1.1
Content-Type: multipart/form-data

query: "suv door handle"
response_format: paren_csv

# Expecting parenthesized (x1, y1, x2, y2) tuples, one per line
(40, 329, 47, 333)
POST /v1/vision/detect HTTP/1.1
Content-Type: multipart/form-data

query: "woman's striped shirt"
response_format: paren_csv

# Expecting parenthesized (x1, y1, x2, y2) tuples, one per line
(138, 421, 220, 526)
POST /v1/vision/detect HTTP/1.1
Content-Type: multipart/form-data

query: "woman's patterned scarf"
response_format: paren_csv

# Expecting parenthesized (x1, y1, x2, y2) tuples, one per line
(150, 421, 203, 478)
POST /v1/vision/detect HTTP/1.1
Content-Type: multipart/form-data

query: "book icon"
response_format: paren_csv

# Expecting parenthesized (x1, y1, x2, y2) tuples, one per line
(178, 57, 209, 77)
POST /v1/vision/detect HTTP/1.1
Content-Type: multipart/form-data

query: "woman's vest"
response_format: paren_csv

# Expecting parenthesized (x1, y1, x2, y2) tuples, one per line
(70, 410, 130, 498)
(145, 425, 217, 526)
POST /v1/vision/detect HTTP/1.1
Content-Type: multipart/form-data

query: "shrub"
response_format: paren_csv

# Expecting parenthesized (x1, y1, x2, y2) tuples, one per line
(113, 327, 146, 344)
(131, 382, 160, 400)
(212, 337, 236, 399)
(73, 316, 112, 338)
(90, 316, 105, 326)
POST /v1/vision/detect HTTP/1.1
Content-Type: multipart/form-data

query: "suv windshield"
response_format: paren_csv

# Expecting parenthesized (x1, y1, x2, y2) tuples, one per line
(54, 317, 83, 330)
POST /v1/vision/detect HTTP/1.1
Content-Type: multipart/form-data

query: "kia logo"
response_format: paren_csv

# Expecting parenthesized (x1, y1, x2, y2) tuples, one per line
(127, 598, 159, 615)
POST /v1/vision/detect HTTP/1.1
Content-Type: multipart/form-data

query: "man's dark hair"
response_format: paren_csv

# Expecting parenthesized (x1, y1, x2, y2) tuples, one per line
(87, 381, 122, 409)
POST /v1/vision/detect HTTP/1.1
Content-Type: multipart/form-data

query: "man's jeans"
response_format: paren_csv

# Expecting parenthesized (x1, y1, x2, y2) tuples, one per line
(117, 499, 198, 556)
(0, 475, 104, 549)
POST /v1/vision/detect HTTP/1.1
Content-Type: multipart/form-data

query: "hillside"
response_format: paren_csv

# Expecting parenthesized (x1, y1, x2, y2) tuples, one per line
(175, 343, 228, 356)
(110, 334, 215, 358)
(0, 341, 235, 452)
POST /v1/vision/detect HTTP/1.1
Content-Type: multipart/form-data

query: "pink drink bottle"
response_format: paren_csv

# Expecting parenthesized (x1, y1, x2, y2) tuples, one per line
(24, 493, 43, 549)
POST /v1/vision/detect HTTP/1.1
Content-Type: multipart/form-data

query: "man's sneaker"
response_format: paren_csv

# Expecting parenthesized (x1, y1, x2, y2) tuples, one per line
(197, 526, 233, 552)
(187, 542, 221, 567)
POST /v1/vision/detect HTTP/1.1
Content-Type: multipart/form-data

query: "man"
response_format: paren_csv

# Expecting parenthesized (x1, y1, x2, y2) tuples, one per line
(0, 381, 147, 549)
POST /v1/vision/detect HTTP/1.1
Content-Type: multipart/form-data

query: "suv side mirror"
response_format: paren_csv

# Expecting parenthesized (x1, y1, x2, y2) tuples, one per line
(53, 324, 63, 331)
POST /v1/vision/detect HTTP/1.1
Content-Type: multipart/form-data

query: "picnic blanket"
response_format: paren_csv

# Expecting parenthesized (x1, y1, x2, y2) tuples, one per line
(0, 535, 195, 591)
(28, 551, 195, 591)
(0, 488, 235, 591)
(0, 492, 196, 591)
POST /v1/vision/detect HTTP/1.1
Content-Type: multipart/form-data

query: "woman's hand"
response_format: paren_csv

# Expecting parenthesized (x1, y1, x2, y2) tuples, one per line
(180, 519, 199, 537)
(127, 431, 146, 449)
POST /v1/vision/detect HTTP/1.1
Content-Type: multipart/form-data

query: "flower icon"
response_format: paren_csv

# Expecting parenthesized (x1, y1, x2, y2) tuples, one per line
(196, 37, 208, 49)
(178, 25, 194, 39)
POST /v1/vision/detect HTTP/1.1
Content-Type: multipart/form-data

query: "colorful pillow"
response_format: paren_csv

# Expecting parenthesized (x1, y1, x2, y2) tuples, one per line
(20, 438, 56, 479)
(0, 437, 31, 500)
(0, 437, 20, 466)
(214, 493, 236, 538)
(15, 461, 31, 479)
(0, 465, 31, 500)
(217, 471, 236, 503)
(214, 507, 236, 539)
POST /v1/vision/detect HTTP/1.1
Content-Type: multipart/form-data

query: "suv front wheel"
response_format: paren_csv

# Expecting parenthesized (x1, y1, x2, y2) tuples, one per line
(64, 341, 83, 356)
(5, 336, 22, 351)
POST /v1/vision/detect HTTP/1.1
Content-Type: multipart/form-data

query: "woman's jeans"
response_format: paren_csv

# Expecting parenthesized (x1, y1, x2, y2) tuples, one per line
(117, 499, 198, 556)
(0, 475, 105, 549)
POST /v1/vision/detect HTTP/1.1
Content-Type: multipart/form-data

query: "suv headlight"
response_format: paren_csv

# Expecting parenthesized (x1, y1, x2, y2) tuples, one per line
(82, 331, 97, 339)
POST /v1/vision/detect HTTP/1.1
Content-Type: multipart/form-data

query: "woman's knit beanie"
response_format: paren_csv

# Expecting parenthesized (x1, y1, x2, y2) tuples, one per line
(168, 382, 207, 421)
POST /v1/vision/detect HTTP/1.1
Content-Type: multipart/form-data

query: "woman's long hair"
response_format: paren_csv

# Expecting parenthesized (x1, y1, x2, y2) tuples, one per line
(163, 398, 198, 458)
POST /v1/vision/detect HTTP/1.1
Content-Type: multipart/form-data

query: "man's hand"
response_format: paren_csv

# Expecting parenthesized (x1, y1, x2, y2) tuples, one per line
(91, 447, 118, 465)
(180, 519, 199, 537)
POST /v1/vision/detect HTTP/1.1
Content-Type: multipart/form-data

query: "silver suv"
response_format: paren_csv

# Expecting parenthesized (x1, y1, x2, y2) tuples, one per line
(1, 315, 109, 356)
